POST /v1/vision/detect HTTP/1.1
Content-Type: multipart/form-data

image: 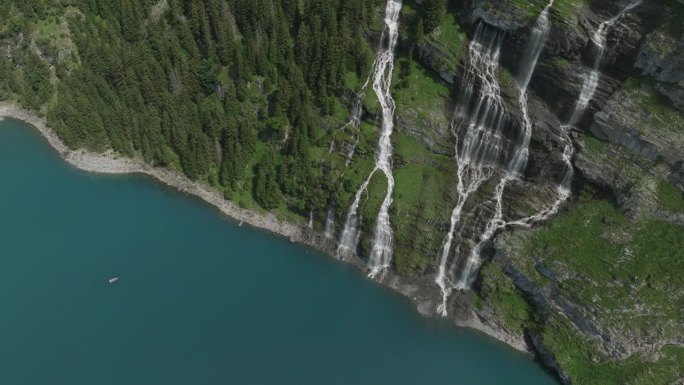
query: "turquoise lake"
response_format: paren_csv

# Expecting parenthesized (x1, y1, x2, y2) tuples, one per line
(0, 119, 559, 385)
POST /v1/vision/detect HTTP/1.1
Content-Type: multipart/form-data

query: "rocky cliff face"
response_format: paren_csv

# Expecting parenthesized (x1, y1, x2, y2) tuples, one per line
(3, 0, 682, 383)
(635, 15, 684, 111)
(391, 1, 683, 384)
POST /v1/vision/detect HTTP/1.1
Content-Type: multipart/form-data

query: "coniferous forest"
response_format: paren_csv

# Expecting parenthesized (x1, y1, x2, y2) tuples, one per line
(2, 0, 422, 212)
(1, 0, 454, 271)
(1, 1, 683, 384)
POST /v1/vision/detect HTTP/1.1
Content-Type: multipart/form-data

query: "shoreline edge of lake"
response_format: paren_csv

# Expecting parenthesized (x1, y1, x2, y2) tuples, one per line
(0, 102, 532, 355)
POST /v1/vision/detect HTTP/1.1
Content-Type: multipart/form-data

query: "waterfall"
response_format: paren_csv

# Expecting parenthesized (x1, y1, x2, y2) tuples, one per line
(455, 0, 644, 291)
(513, 2, 643, 227)
(511, 0, 644, 225)
(507, 130, 574, 227)
(454, 0, 556, 290)
(435, 22, 505, 315)
(455, 178, 507, 289)
(568, 0, 642, 126)
(593, 0, 643, 47)
(435, 163, 488, 315)
(337, 0, 402, 277)
(335, 78, 372, 166)
(568, 70, 599, 127)
(457, 24, 507, 168)
(337, 171, 374, 255)
(308, 210, 314, 229)
(330, 46, 374, 162)
(324, 205, 336, 240)
(508, 0, 554, 176)
(506, 2, 644, 230)
(343, 93, 367, 166)
(518, 0, 554, 91)
(330, 76, 374, 249)
(435, 0, 645, 307)
(368, 0, 402, 278)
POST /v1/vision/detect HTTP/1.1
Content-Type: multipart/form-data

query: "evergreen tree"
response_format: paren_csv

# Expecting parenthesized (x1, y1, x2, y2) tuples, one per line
(254, 151, 280, 209)
(1, 0, 386, 212)
(423, 0, 447, 34)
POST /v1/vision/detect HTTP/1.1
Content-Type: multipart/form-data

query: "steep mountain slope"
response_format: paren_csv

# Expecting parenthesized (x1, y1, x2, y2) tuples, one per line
(1, 0, 682, 383)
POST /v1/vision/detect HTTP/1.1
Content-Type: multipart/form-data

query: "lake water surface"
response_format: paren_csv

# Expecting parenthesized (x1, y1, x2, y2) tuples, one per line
(0, 119, 559, 385)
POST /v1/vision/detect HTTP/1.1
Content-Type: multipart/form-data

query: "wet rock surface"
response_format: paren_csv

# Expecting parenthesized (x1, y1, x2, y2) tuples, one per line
(434, 1, 684, 383)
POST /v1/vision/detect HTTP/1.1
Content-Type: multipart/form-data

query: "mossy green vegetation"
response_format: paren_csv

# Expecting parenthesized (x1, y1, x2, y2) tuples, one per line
(0, 0, 388, 227)
(624, 79, 684, 132)
(496, 187, 684, 384)
(499, 68, 516, 93)
(426, 12, 468, 64)
(552, 57, 571, 70)
(400, 0, 467, 73)
(473, 0, 539, 24)
(389, 49, 456, 274)
(552, 0, 590, 21)
(476, 0, 589, 24)
(663, 0, 684, 38)
(500, 0, 548, 20)
(477, 263, 534, 334)
(540, 315, 683, 385)
(2, 2, 682, 384)
(583, 135, 608, 154)
(524, 193, 683, 298)
(656, 179, 684, 213)
(391, 132, 454, 274)
(394, 58, 451, 128)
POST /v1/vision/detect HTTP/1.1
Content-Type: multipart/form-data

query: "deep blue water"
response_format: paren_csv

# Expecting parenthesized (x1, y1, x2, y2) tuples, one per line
(0, 119, 559, 385)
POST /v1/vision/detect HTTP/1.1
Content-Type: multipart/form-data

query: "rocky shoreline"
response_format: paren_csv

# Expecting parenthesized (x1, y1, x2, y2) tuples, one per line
(0, 102, 532, 355)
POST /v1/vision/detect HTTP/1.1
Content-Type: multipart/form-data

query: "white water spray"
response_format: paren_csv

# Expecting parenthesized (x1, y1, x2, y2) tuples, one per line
(435, 22, 506, 315)
(335, 78, 372, 166)
(520, 1, 644, 224)
(343, 94, 366, 166)
(455, 1, 644, 290)
(337, 0, 402, 276)
(507, 129, 574, 228)
(337, 171, 374, 255)
(368, 0, 402, 278)
(519, 0, 554, 91)
(512, 2, 645, 227)
(435, 163, 489, 314)
(508, 0, 554, 176)
(454, 0, 556, 290)
(324, 205, 336, 240)
(568, 0, 642, 126)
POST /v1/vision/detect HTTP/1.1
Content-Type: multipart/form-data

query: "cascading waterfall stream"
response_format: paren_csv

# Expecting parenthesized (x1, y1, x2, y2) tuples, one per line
(327, 76, 374, 246)
(508, 0, 554, 176)
(341, 0, 642, 308)
(518, 0, 555, 92)
(334, 75, 373, 166)
(506, 130, 574, 227)
(368, 0, 402, 278)
(568, 0, 643, 126)
(324, 205, 336, 240)
(330, 38, 378, 161)
(435, 164, 489, 315)
(337, 172, 375, 255)
(515, 0, 644, 226)
(453, 0, 556, 290)
(454, 0, 644, 291)
(435, 22, 506, 315)
(337, 0, 403, 277)
(343, 93, 367, 166)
